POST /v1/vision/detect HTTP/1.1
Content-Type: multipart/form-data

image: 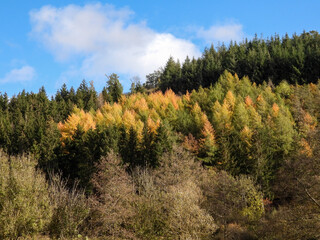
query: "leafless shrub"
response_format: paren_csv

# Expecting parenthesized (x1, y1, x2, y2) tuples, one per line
(87, 151, 136, 239)
(132, 145, 217, 239)
(48, 172, 89, 239)
(153, 144, 206, 188)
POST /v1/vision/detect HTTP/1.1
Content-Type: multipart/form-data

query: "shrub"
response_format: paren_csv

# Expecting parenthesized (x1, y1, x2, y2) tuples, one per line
(48, 173, 89, 239)
(201, 171, 264, 238)
(0, 151, 52, 239)
(133, 146, 217, 239)
(166, 180, 217, 239)
(87, 152, 136, 239)
(132, 168, 169, 239)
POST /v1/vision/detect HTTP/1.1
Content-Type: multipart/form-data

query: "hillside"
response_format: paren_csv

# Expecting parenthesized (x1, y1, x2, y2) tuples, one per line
(0, 69, 319, 238)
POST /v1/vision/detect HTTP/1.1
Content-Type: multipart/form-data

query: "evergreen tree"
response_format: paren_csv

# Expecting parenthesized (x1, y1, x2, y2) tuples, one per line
(106, 73, 123, 103)
(159, 57, 181, 92)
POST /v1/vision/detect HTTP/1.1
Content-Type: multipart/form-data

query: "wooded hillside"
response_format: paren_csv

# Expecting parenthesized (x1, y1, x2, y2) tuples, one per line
(1, 32, 320, 239)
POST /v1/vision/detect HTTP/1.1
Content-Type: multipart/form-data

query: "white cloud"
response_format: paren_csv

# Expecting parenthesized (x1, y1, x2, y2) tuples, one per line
(0, 66, 36, 83)
(197, 23, 245, 43)
(29, 3, 201, 83)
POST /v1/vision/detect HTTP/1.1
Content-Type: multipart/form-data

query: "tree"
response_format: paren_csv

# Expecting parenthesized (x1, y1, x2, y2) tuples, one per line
(130, 76, 145, 94)
(88, 152, 135, 238)
(180, 56, 196, 93)
(159, 57, 181, 92)
(106, 73, 123, 103)
(145, 69, 162, 89)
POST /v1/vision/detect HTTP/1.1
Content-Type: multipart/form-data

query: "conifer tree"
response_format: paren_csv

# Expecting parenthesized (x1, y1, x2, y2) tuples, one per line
(106, 73, 123, 103)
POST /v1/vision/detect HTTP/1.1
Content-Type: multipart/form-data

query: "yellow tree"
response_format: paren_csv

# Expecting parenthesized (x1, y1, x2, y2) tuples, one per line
(58, 107, 96, 141)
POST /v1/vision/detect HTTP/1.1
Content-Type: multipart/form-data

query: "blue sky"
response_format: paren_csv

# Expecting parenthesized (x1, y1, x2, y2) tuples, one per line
(0, 0, 319, 96)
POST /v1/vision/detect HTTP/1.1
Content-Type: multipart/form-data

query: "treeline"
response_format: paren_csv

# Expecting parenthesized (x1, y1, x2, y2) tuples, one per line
(0, 70, 320, 239)
(146, 31, 320, 93)
(0, 74, 123, 158)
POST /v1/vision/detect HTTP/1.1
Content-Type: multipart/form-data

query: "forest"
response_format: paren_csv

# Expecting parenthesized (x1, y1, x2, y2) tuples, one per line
(0, 31, 320, 239)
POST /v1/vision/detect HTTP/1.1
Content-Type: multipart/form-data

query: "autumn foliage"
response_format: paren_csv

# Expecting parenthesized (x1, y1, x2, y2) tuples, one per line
(0, 66, 320, 239)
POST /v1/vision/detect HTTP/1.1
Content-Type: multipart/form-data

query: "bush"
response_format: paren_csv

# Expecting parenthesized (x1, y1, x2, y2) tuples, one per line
(87, 152, 136, 238)
(0, 151, 52, 239)
(132, 168, 169, 239)
(133, 146, 217, 239)
(201, 171, 264, 238)
(166, 180, 217, 239)
(48, 173, 89, 239)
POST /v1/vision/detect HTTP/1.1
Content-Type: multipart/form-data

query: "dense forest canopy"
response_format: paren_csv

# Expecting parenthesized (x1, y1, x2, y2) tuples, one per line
(1, 31, 320, 239)
(144, 31, 320, 92)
